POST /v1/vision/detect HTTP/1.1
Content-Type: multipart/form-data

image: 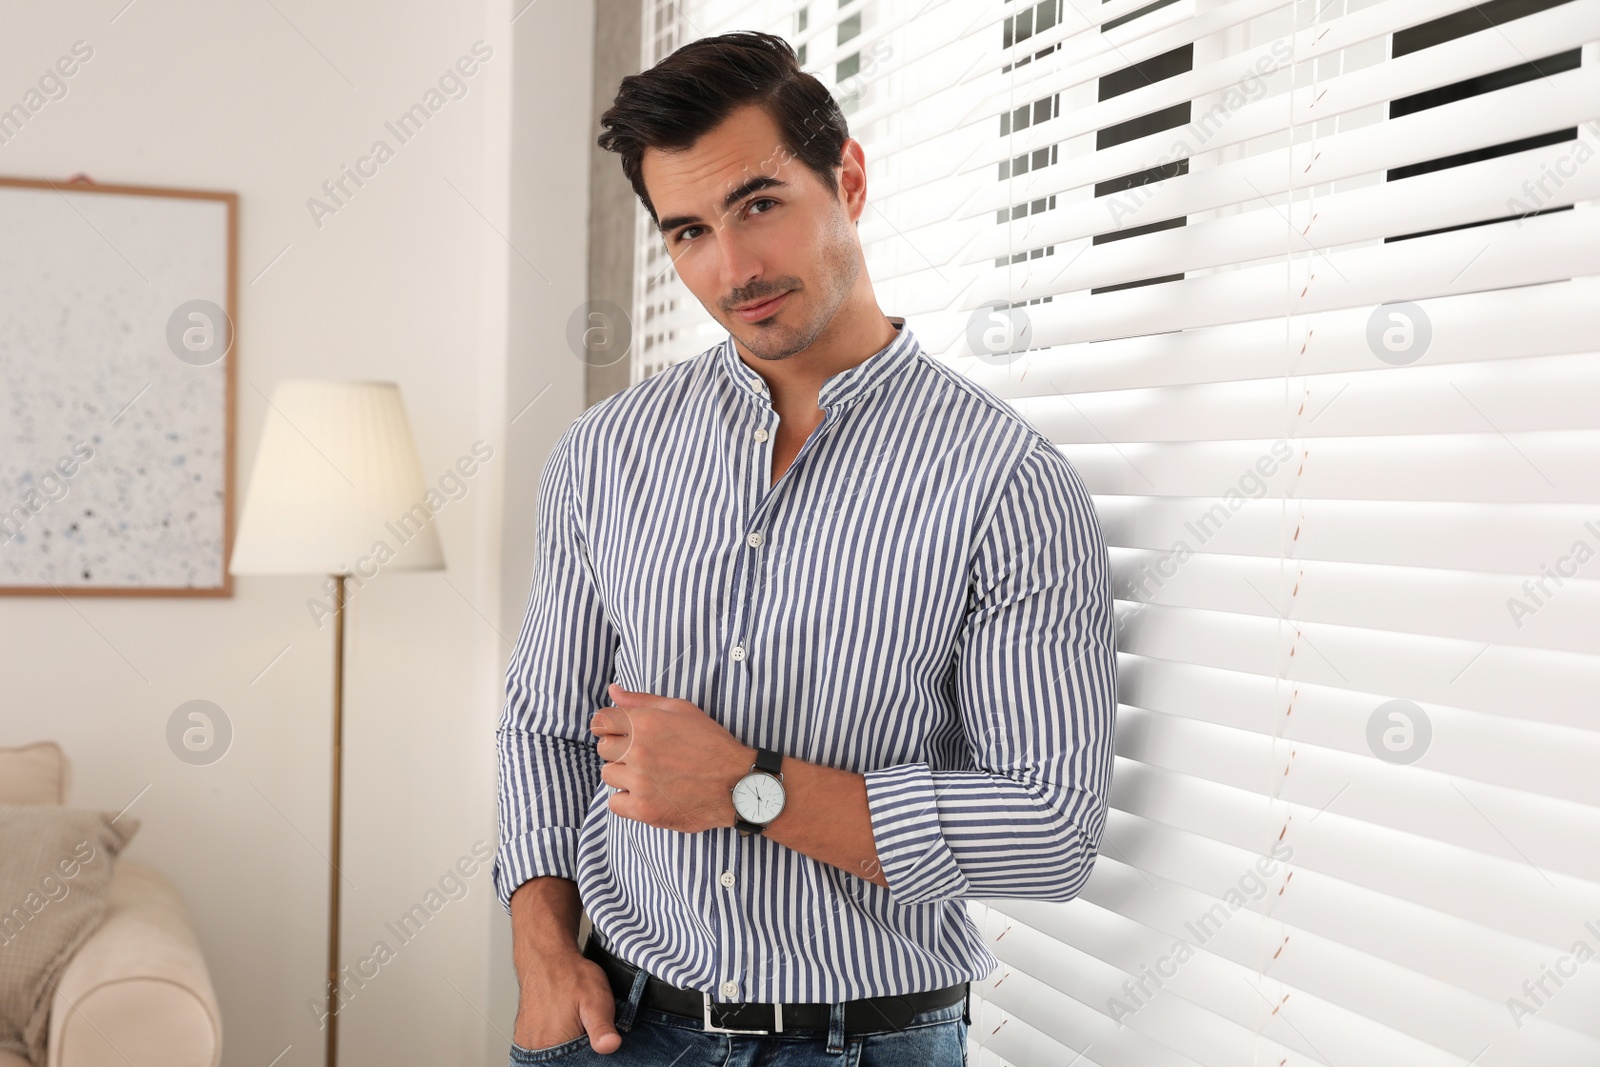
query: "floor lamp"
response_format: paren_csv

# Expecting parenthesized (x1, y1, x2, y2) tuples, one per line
(228, 379, 444, 1067)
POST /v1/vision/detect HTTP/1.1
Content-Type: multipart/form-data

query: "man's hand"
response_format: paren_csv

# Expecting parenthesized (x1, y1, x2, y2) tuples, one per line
(509, 878, 622, 1055)
(592, 682, 754, 832)
(512, 948, 622, 1055)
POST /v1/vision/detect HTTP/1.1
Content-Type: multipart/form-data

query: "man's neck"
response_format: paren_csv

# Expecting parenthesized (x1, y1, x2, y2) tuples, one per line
(739, 310, 900, 413)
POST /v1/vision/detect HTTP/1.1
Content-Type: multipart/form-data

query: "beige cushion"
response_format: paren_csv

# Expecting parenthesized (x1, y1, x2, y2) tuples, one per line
(0, 806, 139, 1066)
(0, 744, 70, 806)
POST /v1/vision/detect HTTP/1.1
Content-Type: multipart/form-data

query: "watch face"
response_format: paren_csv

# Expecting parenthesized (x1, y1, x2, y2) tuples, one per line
(732, 772, 785, 823)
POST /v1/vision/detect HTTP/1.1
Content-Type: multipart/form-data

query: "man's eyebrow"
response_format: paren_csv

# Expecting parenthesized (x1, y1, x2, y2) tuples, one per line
(657, 175, 789, 236)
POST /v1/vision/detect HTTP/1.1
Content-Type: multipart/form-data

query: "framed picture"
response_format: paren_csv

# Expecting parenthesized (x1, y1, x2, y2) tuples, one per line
(0, 176, 237, 595)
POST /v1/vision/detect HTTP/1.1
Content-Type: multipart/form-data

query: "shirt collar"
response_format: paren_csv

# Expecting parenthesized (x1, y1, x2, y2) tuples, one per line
(718, 317, 920, 411)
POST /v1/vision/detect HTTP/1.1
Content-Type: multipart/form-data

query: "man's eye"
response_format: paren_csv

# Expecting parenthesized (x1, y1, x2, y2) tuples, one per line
(674, 199, 777, 244)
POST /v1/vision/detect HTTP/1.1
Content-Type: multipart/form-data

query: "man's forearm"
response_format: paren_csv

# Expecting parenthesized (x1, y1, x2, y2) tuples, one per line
(752, 752, 889, 890)
(586, 689, 894, 890)
(509, 875, 586, 982)
(505, 874, 626, 1054)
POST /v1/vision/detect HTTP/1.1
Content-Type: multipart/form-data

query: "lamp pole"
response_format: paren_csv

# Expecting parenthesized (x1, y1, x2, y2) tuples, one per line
(326, 572, 347, 1067)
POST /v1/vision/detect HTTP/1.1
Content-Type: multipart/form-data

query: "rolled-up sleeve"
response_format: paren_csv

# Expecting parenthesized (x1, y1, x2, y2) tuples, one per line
(493, 420, 618, 915)
(863, 438, 1118, 905)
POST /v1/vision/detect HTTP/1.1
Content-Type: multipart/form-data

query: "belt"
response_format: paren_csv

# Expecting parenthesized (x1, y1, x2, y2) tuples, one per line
(582, 932, 969, 1036)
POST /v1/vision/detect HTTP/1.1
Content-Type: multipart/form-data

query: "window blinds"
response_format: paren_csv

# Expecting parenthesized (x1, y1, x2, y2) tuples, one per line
(630, 1, 1600, 1064)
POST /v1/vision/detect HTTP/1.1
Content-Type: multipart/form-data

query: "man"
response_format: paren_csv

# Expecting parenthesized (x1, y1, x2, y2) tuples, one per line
(494, 29, 1117, 1066)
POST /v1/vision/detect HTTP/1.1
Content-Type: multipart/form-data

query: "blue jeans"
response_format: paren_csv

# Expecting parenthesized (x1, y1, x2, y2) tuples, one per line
(509, 976, 969, 1066)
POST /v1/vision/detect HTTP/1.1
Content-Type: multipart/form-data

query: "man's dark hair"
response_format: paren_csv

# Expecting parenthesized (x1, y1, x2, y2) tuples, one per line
(596, 31, 850, 229)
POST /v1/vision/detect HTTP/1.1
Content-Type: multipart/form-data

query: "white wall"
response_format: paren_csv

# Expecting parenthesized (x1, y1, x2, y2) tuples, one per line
(0, 1, 593, 1063)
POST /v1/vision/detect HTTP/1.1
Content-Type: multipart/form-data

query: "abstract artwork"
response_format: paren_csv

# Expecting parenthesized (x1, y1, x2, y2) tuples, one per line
(0, 177, 236, 595)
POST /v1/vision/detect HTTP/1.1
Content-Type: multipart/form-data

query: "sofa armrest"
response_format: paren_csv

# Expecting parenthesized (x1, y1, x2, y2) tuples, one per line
(47, 860, 221, 1067)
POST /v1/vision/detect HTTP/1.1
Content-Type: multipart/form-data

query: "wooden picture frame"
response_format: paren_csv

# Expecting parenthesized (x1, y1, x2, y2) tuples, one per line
(0, 176, 237, 596)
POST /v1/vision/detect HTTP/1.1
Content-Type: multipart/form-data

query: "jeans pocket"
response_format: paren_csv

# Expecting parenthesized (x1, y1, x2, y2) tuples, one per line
(509, 1033, 589, 1062)
(859, 1016, 966, 1067)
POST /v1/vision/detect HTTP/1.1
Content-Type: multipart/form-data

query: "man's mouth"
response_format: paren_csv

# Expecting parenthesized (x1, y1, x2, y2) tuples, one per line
(733, 291, 790, 322)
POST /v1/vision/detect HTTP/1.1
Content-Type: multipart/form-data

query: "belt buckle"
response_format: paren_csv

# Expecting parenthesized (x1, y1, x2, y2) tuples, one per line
(702, 990, 782, 1034)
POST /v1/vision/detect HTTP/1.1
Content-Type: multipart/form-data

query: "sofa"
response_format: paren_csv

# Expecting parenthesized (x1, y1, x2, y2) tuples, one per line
(0, 742, 221, 1067)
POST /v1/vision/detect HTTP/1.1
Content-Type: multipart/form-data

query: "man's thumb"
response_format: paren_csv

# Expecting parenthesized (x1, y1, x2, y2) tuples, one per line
(581, 994, 623, 1054)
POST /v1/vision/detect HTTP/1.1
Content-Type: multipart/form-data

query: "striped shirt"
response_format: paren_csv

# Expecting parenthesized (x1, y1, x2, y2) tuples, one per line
(494, 316, 1118, 1004)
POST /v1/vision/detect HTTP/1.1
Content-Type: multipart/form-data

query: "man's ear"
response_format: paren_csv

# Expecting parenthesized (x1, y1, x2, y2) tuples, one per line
(836, 140, 870, 224)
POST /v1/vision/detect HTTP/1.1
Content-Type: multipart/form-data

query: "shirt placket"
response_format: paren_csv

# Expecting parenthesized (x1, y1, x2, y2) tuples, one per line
(713, 373, 844, 1006)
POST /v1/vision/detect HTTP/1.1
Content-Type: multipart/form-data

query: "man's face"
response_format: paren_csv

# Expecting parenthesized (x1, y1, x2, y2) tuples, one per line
(643, 103, 861, 362)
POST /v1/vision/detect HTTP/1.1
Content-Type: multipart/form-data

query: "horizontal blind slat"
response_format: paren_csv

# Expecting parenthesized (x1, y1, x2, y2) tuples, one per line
(1091, 798, 1599, 956)
(963, 206, 1599, 342)
(1094, 497, 1600, 577)
(1061, 429, 1600, 503)
(1113, 703, 1600, 849)
(1110, 549, 1600, 655)
(960, 283, 1599, 397)
(1115, 656, 1598, 801)
(1022, 351, 1600, 443)
(1112, 609, 1597, 729)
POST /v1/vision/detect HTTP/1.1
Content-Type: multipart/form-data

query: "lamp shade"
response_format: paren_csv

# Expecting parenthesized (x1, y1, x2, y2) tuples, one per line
(229, 379, 445, 576)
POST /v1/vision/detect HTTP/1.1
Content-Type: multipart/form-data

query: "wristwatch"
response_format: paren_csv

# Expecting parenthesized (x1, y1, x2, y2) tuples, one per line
(731, 747, 786, 836)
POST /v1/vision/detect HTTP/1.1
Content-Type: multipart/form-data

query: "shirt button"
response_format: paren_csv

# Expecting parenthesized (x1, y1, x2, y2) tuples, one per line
(722, 980, 739, 998)
(719, 870, 735, 888)
(746, 531, 763, 548)
(753, 428, 769, 443)
(731, 645, 746, 662)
